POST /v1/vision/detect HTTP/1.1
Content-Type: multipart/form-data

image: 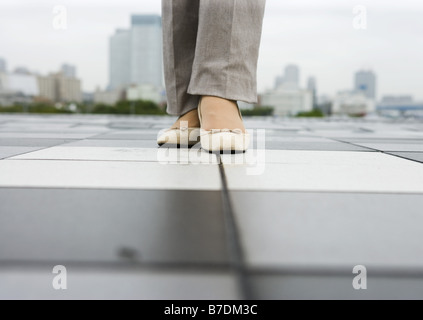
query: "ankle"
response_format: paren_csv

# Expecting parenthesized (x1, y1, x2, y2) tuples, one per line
(201, 96, 237, 110)
(199, 96, 245, 132)
(172, 109, 200, 129)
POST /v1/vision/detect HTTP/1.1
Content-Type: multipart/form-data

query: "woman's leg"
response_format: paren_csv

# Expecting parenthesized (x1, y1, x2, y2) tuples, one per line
(162, 0, 201, 118)
(187, 0, 266, 105)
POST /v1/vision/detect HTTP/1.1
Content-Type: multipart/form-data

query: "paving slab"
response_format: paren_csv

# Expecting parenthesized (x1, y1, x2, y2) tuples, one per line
(223, 151, 423, 193)
(0, 189, 228, 264)
(231, 191, 423, 269)
(0, 269, 238, 300)
(0, 160, 221, 190)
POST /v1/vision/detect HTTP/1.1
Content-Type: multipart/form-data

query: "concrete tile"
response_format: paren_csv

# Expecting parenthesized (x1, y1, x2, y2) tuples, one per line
(0, 189, 227, 264)
(0, 132, 96, 139)
(340, 139, 423, 144)
(223, 151, 423, 193)
(251, 274, 423, 300)
(390, 152, 423, 163)
(257, 141, 372, 151)
(0, 125, 74, 132)
(93, 130, 160, 140)
(235, 133, 373, 151)
(63, 139, 158, 148)
(0, 160, 221, 190)
(221, 148, 376, 166)
(0, 147, 45, 159)
(12, 147, 218, 164)
(0, 269, 238, 300)
(321, 132, 423, 140)
(0, 127, 109, 134)
(260, 136, 334, 142)
(231, 191, 423, 268)
(350, 143, 423, 152)
(0, 138, 76, 147)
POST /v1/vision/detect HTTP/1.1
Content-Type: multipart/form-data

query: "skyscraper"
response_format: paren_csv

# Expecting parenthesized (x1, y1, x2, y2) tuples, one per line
(109, 15, 162, 90)
(61, 64, 77, 78)
(274, 75, 284, 89)
(274, 64, 300, 90)
(0, 58, 6, 73)
(131, 15, 163, 88)
(109, 29, 131, 90)
(284, 65, 300, 87)
(307, 76, 317, 109)
(355, 70, 376, 100)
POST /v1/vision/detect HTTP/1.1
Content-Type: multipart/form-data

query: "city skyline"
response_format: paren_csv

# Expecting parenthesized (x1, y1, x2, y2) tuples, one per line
(1, 0, 423, 100)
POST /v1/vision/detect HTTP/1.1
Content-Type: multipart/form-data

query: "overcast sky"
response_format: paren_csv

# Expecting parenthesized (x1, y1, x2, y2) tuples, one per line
(1, 0, 422, 100)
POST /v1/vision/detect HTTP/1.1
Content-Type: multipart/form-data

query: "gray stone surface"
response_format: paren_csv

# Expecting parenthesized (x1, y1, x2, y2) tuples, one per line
(230, 191, 423, 269)
(349, 143, 423, 152)
(0, 146, 45, 159)
(93, 131, 160, 140)
(0, 114, 423, 299)
(259, 141, 373, 151)
(390, 152, 423, 163)
(63, 139, 158, 148)
(0, 268, 239, 300)
(0, 189, 228, 264)
(251, 273, 423, 300)
(0, 138, 76, 147)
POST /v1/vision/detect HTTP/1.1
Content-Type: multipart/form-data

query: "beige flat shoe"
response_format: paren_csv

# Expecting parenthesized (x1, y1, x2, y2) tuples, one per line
(198, 98, 250, 153)
(157, 126, 200, 147)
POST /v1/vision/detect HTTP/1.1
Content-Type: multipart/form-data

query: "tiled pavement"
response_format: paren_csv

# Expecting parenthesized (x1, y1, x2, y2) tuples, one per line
(1, 114, 423, 300)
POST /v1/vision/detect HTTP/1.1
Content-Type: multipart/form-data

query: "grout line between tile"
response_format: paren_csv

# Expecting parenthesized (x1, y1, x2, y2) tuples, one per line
(333, 138, 423, 165)
(0, 260, 232, 273)
(217, 156, 254, 300)
(248, 266, 423, 278)
(383, 152, 423, 164)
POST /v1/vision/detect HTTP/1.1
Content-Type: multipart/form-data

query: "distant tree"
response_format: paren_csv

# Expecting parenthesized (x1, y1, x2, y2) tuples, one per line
(115, 100, 166, 115)
(0, 100, 167, 115)
(296, 108, 324, 118)
(91, 103, 117, 114)
(0, 103, 72, 114)
(241, 106, 274, 116)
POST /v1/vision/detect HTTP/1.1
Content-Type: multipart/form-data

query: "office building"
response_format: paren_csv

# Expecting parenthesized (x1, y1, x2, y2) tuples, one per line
(37, 76, 56, 102)
(377, 95, 423, 114)
(131, 15, 163, 88)
(274, 75, 284, 89)
(109, 29, 131, 90)
(332, 90, 375, 115)
(61, 64, 77, 78)
(57, 74, 82, 102)
(307, 76, 317, 109)
(261, 83, 313, 116)
(14, 67, 31, 75)
(0, 58, 6, 73)
(109, 15, 163, 90)
(284, 64, 300, 87)
(0, 72, 39, 106)
(94, 87, 124, 105)
(355, 70, 376, 99)
(274, 64, 300, 90)
(265, 64, 311, 116)
(37, 72, 82, 103)
(126, 84, 163, 104)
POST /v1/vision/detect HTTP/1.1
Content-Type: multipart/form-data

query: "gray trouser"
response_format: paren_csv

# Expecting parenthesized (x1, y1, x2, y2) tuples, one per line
(162, 0, 266, 116)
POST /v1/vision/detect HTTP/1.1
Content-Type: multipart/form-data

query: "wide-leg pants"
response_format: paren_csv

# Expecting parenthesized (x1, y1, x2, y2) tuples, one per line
(161, 0, 266, 115)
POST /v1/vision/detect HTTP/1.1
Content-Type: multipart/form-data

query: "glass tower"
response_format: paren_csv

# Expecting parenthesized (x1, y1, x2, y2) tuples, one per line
(109, 15, 163, 90)
(355, 70, 376, 100)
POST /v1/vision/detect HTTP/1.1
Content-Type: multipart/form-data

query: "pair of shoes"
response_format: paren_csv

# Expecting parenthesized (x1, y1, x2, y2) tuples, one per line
(198, 98, 250, 153)
(157, 98, 250, 152)
(157, 125, 200, 147)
